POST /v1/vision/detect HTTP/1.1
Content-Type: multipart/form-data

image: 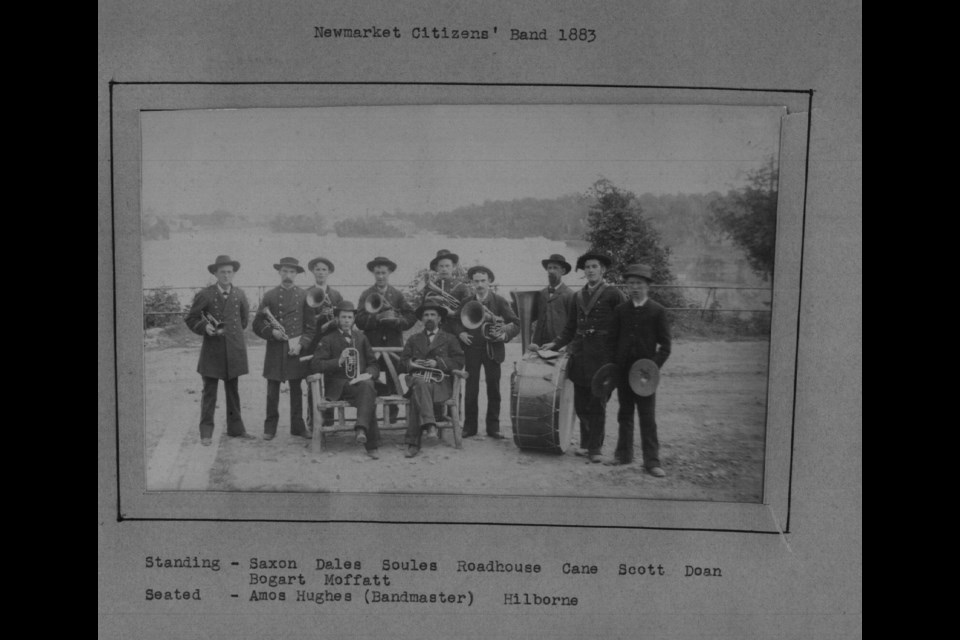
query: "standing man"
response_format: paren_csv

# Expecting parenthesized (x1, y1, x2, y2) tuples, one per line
(305, 256, 343, 429)
(399, 301, 465, 457)
(355, 256, 416, 421)
(423, 249, 469, 335)
(527, 253, 576, 350)
(455, 265, 520, 439)
(541, 251, 626, 462)
(184, 255, 255, 446)
(605, 264, 671, 476)
(252, 257, 316, 441)
(311, 301, 381, 459)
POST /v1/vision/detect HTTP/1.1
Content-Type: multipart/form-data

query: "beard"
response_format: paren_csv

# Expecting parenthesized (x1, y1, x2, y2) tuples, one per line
(547, 273, 561, 286)
(424, 319, 438, 331)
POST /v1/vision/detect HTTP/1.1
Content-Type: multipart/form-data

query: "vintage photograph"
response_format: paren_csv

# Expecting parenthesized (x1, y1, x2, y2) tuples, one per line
(141, 104, 782, 502)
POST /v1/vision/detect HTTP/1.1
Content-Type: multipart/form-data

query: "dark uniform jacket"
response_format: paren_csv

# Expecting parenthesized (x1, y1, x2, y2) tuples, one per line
(305, 284, 344, 348)
(355, 285, 416, 348)
(530, 283, 575, 346)
(607, 298, 672, 371)
(185, 284, 250, 380)
(311, 329, 379, 400)
(552, 281, 627, 387)
(421, 277, 470, 335)
(399, 330, 465, 403)
(451, 291, 521, 363)
(252, 285, 316, 381)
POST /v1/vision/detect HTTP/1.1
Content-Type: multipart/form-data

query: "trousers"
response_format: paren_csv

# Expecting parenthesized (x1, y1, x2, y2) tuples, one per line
(199, 376, 246, 439)
(572, 383, 606, 455)
(615, 384, 659, 466)
(404, 377, 442, 448)
(264, 378, 307, 436)
(463, 347, 502, 435)
(334, 379, 379, 450)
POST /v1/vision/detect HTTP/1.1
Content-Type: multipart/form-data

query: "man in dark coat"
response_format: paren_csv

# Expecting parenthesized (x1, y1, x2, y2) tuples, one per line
(605, 264, 672, 476)
(355, 256, 416, 421)
(399, 302, 465, 457)
(542, 251, 627, 462)
(252, 257, 316, 440)
(311, 301, 381, 459)
(527, 253, 576, 350)
(453, 265, 520, 439)
(422, 249, 470, 335)
(184, 255, 255, 446)
(305, 256, 343, 429)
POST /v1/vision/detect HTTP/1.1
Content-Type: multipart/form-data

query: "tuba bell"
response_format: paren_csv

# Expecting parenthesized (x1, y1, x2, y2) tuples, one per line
(460, 299, 503, 340)
(364, 292, 396, 319)
(510, 290, 538, 353)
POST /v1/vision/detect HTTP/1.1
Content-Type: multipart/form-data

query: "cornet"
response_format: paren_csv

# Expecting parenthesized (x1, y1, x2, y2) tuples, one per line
(411, 366, 447, 383)
(342, 347, 360, 380)
(262, 307, 289, 341)
(364, 292, 396, 319)
(200, 310, 225, 336)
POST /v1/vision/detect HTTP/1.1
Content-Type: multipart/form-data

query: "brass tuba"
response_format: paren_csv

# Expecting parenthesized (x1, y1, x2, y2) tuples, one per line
(510, 290, 538, 353)
(343, 347, 360, 380)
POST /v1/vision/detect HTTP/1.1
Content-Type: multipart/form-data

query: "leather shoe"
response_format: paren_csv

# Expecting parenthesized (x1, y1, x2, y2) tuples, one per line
(589, 454, 604, 463)
(604, 457, 633, 466)
(262, 433, 275, 441)
(647, 466, 666, 478)
(573, 448, 588, 457)
(355, 431, 367, 445)
(366, 448, 380, 460)
(487, 432, 506, 440)
(200, 437, 212, 446)
(404, 445, 419, 458)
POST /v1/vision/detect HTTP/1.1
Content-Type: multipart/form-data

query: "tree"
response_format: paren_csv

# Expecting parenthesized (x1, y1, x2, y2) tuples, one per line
(582, 178, 685, 309)
(708, 158, 779, 280)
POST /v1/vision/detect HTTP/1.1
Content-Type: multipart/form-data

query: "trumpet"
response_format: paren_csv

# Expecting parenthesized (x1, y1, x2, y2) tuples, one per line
(262, 307, 289, 341)
(200, 310, 225, 336)
(460, 300, 505, 341)
(411, 366, 447, 383)
(423, 277, 461, 313)
(364, 292, 396, 319)
(342, 346, 360, 380)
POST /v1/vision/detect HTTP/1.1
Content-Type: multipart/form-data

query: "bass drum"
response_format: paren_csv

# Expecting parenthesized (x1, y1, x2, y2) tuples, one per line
(510, 353, 575, 453)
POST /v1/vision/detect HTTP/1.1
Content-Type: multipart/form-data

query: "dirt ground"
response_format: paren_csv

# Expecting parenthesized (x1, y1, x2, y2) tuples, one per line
(143, 333, 767, 502)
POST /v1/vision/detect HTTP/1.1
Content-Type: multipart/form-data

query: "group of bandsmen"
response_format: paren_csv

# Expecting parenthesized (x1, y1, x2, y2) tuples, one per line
(184, 247, 671, 475)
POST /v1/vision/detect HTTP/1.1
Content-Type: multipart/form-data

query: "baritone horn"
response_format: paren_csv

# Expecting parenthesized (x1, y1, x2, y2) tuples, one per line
(460, 300, 504, 340)
(364, 292, 396, 319)
(201, 310, 225, 335)
(343, 347, 360, 380)
(423, 278, 461, 313)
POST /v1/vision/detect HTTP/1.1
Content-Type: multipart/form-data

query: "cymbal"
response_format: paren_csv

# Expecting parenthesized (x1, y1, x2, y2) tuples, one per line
(628, 359, 660, 397)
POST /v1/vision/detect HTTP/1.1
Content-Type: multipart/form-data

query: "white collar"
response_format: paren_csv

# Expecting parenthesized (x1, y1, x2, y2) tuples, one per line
(632, 297, 648, 308)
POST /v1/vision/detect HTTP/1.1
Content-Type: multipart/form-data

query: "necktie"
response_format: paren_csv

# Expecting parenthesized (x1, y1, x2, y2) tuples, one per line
(343, 332, 352, 344)
(426, 331, 435, 343)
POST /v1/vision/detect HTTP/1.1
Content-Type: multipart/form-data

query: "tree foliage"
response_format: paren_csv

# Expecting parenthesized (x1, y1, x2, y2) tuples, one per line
(143, 288, 183, 329)
(708, 158, 779, 280)
(582, 178, 686, 309)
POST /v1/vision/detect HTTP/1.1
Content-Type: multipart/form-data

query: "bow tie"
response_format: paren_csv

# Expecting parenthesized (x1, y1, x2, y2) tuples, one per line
(547, 287, 556, 295)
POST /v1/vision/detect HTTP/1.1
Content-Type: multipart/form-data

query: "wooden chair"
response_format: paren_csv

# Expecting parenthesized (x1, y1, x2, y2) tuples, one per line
(305, 347, 466, 454)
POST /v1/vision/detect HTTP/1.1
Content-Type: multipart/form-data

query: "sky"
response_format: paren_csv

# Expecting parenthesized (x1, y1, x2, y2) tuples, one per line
(141, 104, 783, 220)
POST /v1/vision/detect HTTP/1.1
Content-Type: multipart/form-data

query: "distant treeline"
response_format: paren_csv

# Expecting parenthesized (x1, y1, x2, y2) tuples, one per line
(334, 192, 726, 247)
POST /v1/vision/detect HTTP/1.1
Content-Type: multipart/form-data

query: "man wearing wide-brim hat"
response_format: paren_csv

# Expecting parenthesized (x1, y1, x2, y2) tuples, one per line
(541, 250, 626, 462)
(184, 255, 255, 445)
(252, 257, 316, 440)
(355, 256, 416, 421)
(526, 253, 576, 351)
(399, 301, 465, 457)
(310, 301, 382, 458)
(604, 263, 671, 476)
(305, 256, 344, 429)
(423, 249, 470, 335)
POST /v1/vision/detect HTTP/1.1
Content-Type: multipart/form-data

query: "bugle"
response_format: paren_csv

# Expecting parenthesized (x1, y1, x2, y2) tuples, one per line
(342, 346, 360, 380)
(460, 299, 504, 340)
(200, 310, 225, 336)
(364, 292, 396, 319)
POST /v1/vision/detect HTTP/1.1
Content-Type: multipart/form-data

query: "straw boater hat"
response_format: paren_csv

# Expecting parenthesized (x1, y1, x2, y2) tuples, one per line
(575, 251, 613, 271)
(540, 253, 572, 275)
(273, 256, 305, 273)
(366, 256, 398, 272)
(333, 300, 357, 316)
(415, 300, 449, 320)
(307, 256, 335, 273)
(207, 254, 240, 274)
(429, 249, 460, 271)
(466, 265, 495, 282)
(620, 263, 654, 283)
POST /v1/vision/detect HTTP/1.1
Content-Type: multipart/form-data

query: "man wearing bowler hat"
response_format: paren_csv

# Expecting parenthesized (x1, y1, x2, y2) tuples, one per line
(541, 250, 626, 462)
(252, 257, 316, 440)
(605, 264, 671, 476)
(454, 265, 520, 439)
(399, 301, 465, 457)
(355, 256, 416, 421)
(526, 254, 576, 351)
(311, 301, 381, 459)
(184, 255, 255, 446)
(305, 256, 343, 429)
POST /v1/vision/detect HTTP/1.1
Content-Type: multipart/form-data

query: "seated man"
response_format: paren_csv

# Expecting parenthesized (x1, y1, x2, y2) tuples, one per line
(400, 301, 465, 458)
(310, 301, 381, 459)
